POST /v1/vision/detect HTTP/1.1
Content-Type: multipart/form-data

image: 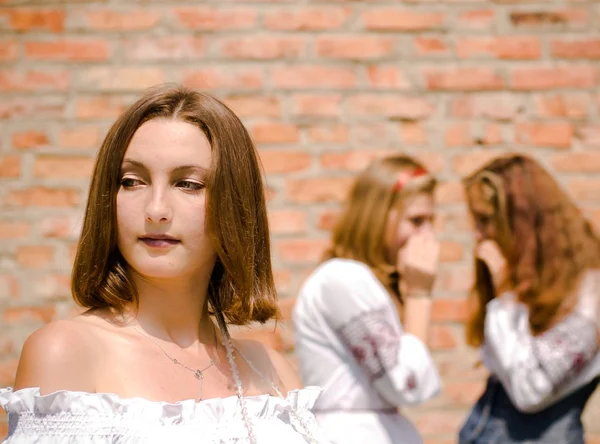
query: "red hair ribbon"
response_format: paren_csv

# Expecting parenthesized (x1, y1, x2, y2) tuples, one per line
(393, 166, 427, 192)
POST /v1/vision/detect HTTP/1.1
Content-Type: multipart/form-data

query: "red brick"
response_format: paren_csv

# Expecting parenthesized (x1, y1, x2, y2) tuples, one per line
(33, 155, 94, 179)
(39, 214, 82, 239)
(400, 122, 428, 146)
(317, 209, 340, 231)
(567, 179, 600, 202)
(252, 123, 299, 144)
(74, 95, 130, 120)
(0, 155, 20, 178)
(124, 36, 206, 60)
(456, 36, 541, 59)
(12, 130, 50, 150)
(3, 306, 56, 324)
(0, 40, 17, 62)
(286, 177, 354, 204)
(271, 66, 356, 90)
(413, 37, 450, 57)
(277, 238, 330, 263)
(456, 9, 495, 30)
(58, 126, 101, 150)
(75, 9, 160, 31)
(223, 96, 280, 118)
(76, 68, 165, 91)
(366, 66, 411, 89)
(0, 97, 64, 120)
(435, 265, 474, 293)
(346, 94, 434, 119)
(315, 35, 395, 60)
(0, 359, 18, 387)
(320, 150, 394, 171)
(307, 125, 349, 144)
(551, 38, 600, 59)
(440, 240, 464, 262)
(273, 269, 292, 294)
(291, 94, 341, 117)
(16, 245, 54, 269)
(0, 220, 30, 239)
(431, 298, 468, 322)
(578, 126, 600, 148)
(0, 275, 19, 300)
(450, 93, 524, 120)
(4, 187, 80, 207)
(268, 209, 308, 235)
(424, 67, 504, 91)
(440, 380, 487, 406)
(435, 181, 466, 205)
(351, 123, 389, 145)
(511, 66, 598, 90)
(516, 122, 574, 148)
(183, 67, 264, 90)
(219, 36, 306, 60)
(533, 93, 590, 119)
(362, 9, 445, 31)
(258, 150, 311, 173)
(3, 8, 65, 32)
(0, 69, 70, 92)
(25, 39, 111, 61)
(428, 324, 458, 350)
(172, 7, 257, 30)
(553, 153, 600, 173)
(444, 123, 470, 148)
(509, 9, 588, 29)
(452, 150, 504, 176)
(263, 7, 351, 31)
(32, 274, 70, 300)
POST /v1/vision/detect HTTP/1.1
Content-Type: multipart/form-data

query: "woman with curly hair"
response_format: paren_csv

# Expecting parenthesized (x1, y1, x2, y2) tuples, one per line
(459, 154, 600, 444)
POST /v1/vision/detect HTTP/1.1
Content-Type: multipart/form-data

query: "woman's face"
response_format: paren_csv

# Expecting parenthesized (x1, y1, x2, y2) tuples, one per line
(467, 183, 499, 244)
(384, 192, 435, 265)
(116, 118, 216, 281)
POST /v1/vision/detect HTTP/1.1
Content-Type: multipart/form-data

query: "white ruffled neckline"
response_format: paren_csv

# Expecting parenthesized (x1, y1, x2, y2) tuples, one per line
(0, 386, 323, 423)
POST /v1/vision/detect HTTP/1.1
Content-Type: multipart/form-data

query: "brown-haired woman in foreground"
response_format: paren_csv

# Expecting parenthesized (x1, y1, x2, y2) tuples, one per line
(459, 154, 600, 444)
(293, 155, 442, 444)
(0, 84, 328, 443)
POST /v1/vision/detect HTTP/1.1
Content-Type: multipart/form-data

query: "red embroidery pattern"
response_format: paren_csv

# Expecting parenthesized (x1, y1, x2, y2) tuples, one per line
(337, 308, 400, 380)
(532, 311, 598, 391)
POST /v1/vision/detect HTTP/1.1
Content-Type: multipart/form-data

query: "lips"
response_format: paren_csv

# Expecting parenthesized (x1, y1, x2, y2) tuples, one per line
(139, 235, 180, 248)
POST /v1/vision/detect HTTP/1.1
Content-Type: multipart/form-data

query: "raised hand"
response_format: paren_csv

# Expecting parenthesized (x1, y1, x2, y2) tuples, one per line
(475, 239, 510, 294)
(397, 230, 440, 297)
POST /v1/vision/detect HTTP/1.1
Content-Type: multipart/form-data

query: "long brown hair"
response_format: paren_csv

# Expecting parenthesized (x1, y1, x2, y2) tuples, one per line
(464, 154, 600, 346)
(324, 154, 437, 299)
(72, 84, 278, 325)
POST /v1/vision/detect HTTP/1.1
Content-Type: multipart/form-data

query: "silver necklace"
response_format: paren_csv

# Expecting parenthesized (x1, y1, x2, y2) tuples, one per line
(133, 326, 216, 402)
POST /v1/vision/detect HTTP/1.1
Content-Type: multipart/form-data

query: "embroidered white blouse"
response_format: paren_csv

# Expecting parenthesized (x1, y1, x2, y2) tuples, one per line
(293, 258, 441, 444)
(0, 386, 327, 443)
(481, 270, 600, 413)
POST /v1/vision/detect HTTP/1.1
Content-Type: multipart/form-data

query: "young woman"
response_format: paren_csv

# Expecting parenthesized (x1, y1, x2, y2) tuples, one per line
(0, 85, 328, 443)
(459, 154, 600, 444)
(293, 155, 442, 444)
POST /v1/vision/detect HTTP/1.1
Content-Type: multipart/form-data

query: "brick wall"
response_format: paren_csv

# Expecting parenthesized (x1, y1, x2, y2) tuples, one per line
(1, 0, 599, 442)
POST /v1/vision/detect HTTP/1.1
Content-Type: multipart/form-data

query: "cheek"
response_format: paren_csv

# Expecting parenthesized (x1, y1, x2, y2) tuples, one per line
(395, 220, 414, 248)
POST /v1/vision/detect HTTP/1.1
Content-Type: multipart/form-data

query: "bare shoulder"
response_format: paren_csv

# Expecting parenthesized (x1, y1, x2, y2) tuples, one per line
(235, 338, 303, 394)
(14, 312, 108, 393)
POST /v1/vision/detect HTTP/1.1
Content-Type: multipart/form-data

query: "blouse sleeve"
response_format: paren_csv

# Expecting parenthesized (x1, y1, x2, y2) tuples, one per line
(318, 261, 441, 406)
(483, 276, 600, 413)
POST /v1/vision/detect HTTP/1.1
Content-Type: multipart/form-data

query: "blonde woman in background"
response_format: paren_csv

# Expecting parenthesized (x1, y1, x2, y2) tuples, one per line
(293, 155, 442, 444)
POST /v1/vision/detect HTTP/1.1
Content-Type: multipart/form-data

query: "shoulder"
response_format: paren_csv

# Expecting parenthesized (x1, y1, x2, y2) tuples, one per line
(301, 258, 378, 295)
(235, 339, 302, 394)
(14, 312, 109, 393)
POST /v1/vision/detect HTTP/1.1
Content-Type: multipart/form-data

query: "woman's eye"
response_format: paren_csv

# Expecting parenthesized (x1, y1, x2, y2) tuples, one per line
(121, 178, 143, 188)
(410, 217, 425, 227)
(177, 180, 204, 191)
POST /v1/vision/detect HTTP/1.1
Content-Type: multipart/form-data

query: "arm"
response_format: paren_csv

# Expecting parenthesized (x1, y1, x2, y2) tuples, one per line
(483, 295, 599, 413)
(321, 261, 441, 406)
(14, 320, 96, 393)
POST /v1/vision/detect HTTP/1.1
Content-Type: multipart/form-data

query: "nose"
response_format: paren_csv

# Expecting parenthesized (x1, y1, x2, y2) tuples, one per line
(144, 187, 172, 224)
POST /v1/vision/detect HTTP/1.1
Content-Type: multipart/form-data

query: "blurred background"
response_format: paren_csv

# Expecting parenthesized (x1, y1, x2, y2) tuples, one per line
(0, 0, 599, 442)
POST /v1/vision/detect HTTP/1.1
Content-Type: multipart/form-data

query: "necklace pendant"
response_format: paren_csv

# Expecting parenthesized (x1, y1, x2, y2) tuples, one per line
(194, 369, 203, 380)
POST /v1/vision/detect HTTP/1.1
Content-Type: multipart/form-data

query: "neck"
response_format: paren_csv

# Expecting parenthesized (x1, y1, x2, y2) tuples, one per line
(127, 269, 215, 348)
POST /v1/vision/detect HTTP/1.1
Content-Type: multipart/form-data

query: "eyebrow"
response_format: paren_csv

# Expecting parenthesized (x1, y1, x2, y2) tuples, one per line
(121, 159, 208, 175)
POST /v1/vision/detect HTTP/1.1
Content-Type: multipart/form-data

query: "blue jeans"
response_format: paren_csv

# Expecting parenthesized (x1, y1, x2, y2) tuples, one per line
(459, 376, 599, 444)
